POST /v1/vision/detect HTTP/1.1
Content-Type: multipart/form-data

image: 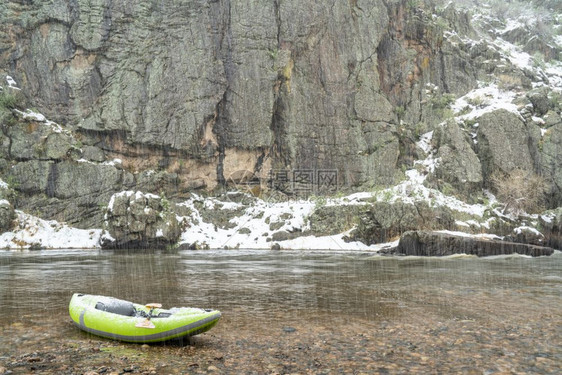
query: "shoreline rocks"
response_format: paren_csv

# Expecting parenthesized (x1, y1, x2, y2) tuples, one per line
(395, 230, 555, 257)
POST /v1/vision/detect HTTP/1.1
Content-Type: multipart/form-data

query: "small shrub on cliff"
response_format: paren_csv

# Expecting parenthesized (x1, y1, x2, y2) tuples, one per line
(0, 89, 24, 128)
(394, 105, 406, 121)
(490, 168, 547, 215)
(0, 94, 16, 110)
(430, 93, 455, 110)
(160, 191, 171, 212)
(0, 89, 24, 110)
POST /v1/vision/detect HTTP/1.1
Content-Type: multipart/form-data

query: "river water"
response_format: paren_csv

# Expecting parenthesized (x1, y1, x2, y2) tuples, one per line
(0, 249, 561, 374)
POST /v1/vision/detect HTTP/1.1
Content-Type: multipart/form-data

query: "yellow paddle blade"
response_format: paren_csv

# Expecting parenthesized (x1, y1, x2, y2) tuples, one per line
(145, 303, 162, 309)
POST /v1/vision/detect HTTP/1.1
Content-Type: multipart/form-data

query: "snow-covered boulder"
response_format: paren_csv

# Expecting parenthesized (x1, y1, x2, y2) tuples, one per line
(505, 226, 545, 246)
(101, 191, 184, 249)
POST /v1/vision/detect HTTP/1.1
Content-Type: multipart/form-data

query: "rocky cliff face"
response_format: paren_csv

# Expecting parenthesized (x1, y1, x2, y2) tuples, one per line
(0, 0, 561, 235)
(0, 0, 475, 186)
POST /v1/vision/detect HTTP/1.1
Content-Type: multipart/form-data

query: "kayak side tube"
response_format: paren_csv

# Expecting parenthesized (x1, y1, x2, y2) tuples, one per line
(69, 293, 221, 343)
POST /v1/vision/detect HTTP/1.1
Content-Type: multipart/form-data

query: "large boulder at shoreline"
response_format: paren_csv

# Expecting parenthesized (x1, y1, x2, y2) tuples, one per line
(309, 205, 365, 236)
(396, 230, 554, 257)
(101, 191, 183, 249)
(350, 201, 455, 245)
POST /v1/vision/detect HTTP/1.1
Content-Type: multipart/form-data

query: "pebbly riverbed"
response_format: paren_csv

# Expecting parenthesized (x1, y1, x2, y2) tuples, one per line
(0, 249, 561, 374)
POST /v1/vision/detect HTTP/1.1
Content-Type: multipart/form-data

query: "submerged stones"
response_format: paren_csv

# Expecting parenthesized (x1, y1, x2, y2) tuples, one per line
(101, 191, 183, 250)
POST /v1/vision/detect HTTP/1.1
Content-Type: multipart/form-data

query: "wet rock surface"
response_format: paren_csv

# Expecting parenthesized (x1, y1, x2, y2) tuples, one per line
(396, 230, 555, 257)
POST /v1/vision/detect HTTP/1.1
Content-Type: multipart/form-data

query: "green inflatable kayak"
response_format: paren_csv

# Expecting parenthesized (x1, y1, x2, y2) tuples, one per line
(69, 293, 221, 343)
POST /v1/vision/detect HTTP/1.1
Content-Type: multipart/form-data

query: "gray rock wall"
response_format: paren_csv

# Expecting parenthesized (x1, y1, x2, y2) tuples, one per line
(0, 0, 478, 192)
